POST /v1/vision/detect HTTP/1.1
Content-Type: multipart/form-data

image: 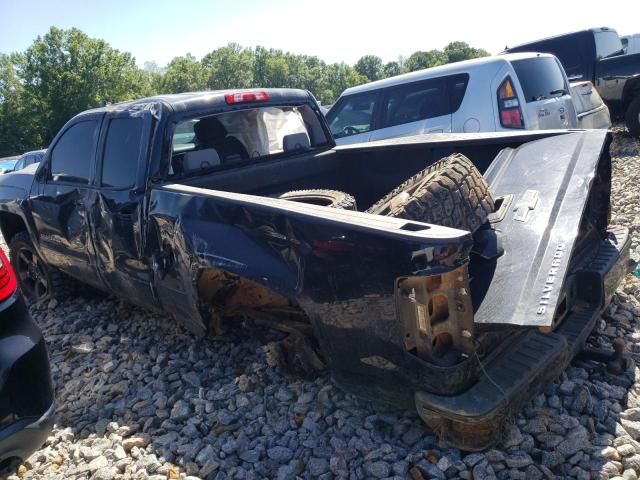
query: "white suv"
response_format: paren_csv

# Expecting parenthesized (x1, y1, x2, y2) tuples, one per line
(326, 53, 578, 145)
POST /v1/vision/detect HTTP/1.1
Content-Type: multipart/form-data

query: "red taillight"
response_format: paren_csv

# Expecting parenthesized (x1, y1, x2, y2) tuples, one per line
(497, 77, 524, 129)
(224, 91, 270, 105)
(0, 249, 17, 302)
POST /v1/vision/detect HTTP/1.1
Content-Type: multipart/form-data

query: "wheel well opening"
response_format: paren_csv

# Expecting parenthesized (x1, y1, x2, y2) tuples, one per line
(0, 213, 27, 245)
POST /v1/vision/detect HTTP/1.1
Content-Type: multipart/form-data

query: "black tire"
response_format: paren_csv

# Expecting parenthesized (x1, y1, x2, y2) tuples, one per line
(366, 153, 495, 232)
(277, 189, 357, 210)
(8, 232, 69, 303)
(625, 95, 640, 138)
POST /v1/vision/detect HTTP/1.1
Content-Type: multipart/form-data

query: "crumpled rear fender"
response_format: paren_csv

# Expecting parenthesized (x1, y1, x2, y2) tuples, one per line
(148, 185, 473, 336)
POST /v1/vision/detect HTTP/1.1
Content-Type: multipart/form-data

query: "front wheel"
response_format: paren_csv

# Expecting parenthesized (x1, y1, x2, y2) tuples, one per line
(625, 96, 640, 138)
(9, 232, 61, 303)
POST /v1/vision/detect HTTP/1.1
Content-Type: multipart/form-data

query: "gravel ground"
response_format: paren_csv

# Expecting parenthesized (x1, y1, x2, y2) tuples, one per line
(2, 129, 640, 480)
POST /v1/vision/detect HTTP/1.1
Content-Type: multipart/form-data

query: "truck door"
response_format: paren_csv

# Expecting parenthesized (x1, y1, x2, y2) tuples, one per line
(29, 116, 104, 286)
(88, 108, 159, 309)
(370, 77, 452, 141)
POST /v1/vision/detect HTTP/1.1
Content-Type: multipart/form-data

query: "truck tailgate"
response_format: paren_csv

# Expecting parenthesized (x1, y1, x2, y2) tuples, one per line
(476, 129, 611, 327)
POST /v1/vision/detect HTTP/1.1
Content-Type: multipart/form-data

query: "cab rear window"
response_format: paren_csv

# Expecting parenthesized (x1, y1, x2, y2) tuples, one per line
(512, 57, 567, 103)
(170, 105, 328, 177)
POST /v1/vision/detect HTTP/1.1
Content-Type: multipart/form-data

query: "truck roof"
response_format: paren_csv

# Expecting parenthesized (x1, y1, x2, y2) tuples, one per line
(76, 88, 316, 117)
(340, 52, 556, 97)
(505, 27, 616, 51)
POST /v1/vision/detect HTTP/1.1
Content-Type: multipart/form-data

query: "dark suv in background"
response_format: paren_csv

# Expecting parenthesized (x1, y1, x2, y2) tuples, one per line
(505, 27, 640, 136)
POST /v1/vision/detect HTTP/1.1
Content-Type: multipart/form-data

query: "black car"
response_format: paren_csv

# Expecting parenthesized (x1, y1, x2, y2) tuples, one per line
(0, 247, 53, 465)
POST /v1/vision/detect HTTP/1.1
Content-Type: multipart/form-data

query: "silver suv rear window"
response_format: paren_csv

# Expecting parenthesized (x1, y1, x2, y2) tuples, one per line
(512, 57, 567, 103)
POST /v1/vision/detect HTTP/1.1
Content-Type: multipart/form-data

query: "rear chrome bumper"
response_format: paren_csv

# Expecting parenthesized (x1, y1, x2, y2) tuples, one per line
(415, 225, 631, 451)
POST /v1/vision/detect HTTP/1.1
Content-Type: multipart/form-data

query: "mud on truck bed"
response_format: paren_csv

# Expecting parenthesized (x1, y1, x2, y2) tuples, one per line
(0, 89, 630, 450)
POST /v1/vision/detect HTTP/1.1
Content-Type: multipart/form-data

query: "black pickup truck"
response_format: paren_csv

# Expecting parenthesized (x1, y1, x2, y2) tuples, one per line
(505, 27, 640, 136)
(0, 89, 629, 450)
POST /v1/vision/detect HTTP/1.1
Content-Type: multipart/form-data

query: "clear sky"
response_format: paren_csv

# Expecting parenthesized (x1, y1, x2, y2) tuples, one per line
(1, 0, 639, 67)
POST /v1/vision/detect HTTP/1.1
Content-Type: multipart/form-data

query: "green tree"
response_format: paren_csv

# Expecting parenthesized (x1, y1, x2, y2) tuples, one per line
(201, 43, 253, 89)
(143, 60, 165, 75)
(264, 54, 290, 87)
(319, 63, 366, 103)
(161, 54, 207, 93)
(18, 27, 151, 143)
(354, 55, 384, 82)
(0, 53, 38, 156)
(405, 50, 448, 72)
(0, 27, 493, 156)
(383, 61, 403, 78)
(444, 41, 489, 63)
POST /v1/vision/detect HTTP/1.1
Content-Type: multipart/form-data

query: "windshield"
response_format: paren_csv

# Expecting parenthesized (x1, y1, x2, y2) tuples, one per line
(326, 92, 377, 139)
(595, 30, 624, 59)
(0, 158, 18, 172)
(170, 104, 328, 176)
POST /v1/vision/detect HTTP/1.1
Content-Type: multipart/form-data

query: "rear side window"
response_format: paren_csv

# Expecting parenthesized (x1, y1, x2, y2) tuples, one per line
(50, 120, 99, 184)
(448, 74, 470, 112)
(101, 118, 144, 188)
(382, 78, 448, 128)
(512, 57, 567, 103)
(326, 92, 378, 138)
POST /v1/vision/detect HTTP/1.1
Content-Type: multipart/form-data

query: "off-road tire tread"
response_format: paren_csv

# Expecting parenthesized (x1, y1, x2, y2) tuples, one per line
(278, 189, 357, 210)
(366, 153, 495, 232)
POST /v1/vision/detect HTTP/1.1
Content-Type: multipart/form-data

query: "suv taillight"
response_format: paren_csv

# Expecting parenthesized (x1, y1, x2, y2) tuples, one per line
(497, 77, 524, 129)
(0, 249, 17, 302)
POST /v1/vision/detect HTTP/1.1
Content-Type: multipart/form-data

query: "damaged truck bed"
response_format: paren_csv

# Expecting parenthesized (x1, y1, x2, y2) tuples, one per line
(0, 89, 629, 450)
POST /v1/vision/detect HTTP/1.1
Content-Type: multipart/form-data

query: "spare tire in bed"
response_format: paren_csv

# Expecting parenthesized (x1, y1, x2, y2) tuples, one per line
(277, 189, 357, 210)
(365, 153, 494, 232)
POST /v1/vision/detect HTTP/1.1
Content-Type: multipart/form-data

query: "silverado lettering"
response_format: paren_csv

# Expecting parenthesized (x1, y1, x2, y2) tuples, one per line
(537, 242, 566, 315)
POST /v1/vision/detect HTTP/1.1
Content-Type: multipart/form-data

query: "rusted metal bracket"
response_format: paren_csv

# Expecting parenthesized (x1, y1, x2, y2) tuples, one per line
(396, 264, 474, 365)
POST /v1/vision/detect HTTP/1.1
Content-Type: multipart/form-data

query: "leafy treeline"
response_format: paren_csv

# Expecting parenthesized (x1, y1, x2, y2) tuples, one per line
(0, 27, 489, 156)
